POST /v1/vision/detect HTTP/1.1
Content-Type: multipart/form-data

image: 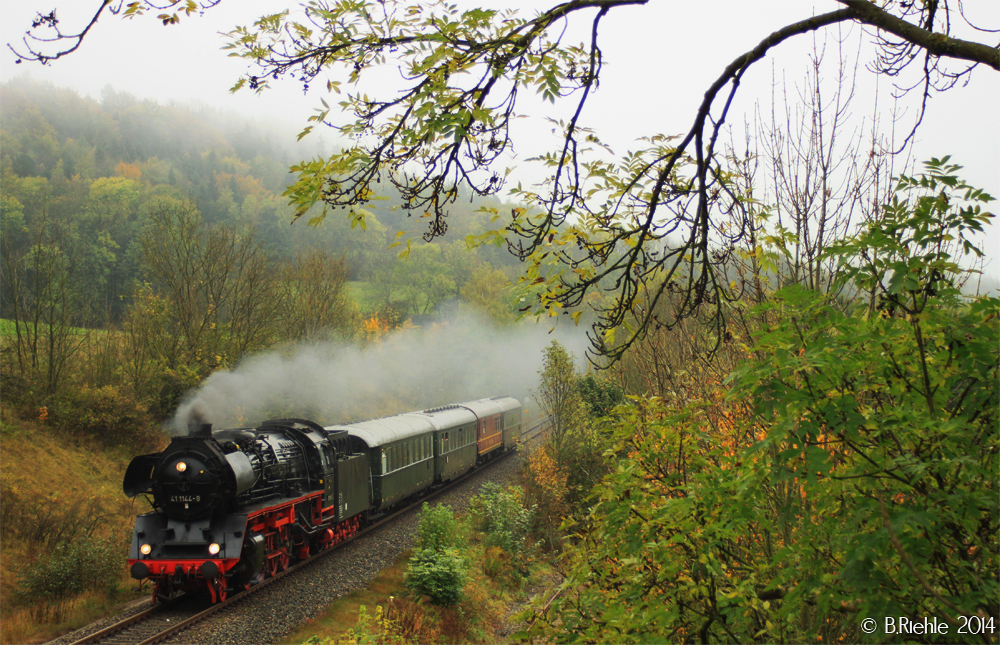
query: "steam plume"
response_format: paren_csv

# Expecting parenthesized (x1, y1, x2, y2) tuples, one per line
(169, 313, 589, 434)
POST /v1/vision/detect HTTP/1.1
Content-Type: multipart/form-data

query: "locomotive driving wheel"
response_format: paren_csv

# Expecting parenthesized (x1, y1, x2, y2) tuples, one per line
(267, 526, 292, 577)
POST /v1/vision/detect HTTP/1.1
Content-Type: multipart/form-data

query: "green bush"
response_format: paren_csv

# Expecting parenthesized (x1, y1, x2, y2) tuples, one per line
(470, 482, 533, 557)
(414, 503, 463, 552)
(46, 385, 162, 451)
(15, 535, 123, 604)
(404, 547, 467, 606)
(576, 373, 625, 418)
(152, 364, 203, 418)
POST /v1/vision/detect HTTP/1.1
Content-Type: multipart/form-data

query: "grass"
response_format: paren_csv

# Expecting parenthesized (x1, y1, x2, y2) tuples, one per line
(0, 412, 154, 645)
(282, 549, 414, 645)
(0, 587, 140, 645)
(0, 318, 98, 337)
(282, 536, 553, 645)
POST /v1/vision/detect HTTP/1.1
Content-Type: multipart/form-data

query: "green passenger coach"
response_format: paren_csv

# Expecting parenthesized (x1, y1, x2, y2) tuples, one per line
(326, 415, 436, 512)
(417, 406, 479, 483)
(324, 397, 522, 515)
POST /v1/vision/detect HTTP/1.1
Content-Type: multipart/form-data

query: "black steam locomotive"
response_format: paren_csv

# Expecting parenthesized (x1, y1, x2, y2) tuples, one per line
(123, 397, 522, 602)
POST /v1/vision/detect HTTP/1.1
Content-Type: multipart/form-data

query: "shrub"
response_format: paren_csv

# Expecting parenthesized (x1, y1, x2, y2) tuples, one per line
(576, 373, 625, 418)
(345, 604, 404, 645)
(481, 546, 506, 579)
(470, 482, 533, 556)
(46, 385, 163, 451)
(0, 489, 115, 550)
(522, 445, 569, 552)
(414, 503, 463, 552)
(15, 534, 123, 605)
(404, 548, 467, 606)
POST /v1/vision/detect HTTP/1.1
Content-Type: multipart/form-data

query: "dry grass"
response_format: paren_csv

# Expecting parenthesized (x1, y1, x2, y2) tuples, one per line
(282, 550, 414, 644)
(0, 412, 151, 645)
(0, 589, 140, 645)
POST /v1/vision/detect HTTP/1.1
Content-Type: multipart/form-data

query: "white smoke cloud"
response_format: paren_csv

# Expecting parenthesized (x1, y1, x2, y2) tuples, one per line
(169, 312, 591, 435)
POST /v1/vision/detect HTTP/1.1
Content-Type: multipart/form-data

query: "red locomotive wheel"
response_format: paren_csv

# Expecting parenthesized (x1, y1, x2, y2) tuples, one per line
(266, 526, 292, 577)
(266, 552, 285, 576)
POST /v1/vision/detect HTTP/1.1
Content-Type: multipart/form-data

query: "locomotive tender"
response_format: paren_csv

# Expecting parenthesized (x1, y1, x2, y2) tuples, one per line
(123, 397, 522, 603)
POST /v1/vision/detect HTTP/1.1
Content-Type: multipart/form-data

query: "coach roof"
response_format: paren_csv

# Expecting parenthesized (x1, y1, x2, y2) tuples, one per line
(325, 414, 436, 448)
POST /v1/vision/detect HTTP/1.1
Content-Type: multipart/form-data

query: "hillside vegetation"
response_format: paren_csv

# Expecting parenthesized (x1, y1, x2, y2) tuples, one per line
(0, 77, 532, 642)
(1, 68, 997, 645)
(0, 413, 161, 644)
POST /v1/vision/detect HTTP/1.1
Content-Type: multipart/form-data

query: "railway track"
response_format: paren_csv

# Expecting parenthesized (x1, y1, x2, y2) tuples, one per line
(519, 415, 551, 452)
(66, 435, 545, 645)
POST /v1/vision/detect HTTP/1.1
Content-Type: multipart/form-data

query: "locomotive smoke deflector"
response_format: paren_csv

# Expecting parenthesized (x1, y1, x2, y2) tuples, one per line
(123, 453, 161, 497)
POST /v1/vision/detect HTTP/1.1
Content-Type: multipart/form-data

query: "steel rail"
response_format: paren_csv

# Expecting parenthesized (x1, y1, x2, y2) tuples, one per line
(63, 603, 167, 645)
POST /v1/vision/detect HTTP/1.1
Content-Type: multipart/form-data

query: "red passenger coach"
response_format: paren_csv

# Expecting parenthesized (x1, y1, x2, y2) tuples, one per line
(460, 398, 510, 461)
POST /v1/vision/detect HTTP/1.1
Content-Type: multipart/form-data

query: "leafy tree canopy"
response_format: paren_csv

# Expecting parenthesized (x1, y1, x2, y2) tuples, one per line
(11, 0, 998, 360)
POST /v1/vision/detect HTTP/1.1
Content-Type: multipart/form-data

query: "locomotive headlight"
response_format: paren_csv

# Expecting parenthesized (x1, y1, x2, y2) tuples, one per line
(140, 543, 152, 555)
(208, 543, 220, 556)
(175, 461, 187, 472)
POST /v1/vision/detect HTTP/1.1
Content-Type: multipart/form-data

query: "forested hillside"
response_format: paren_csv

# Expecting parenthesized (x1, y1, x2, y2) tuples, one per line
(0, 78, 533, 642)
(1, 77, 525, 413)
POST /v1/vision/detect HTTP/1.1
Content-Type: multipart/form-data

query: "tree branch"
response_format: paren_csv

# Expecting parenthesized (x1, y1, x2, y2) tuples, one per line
(837, 0, 1000, 70)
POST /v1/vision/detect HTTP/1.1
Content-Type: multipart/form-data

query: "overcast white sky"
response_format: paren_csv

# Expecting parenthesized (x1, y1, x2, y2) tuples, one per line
(2, 0, 998, 265)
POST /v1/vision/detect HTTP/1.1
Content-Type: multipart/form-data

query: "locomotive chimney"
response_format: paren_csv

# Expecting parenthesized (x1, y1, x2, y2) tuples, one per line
(184, 407, 212, 437)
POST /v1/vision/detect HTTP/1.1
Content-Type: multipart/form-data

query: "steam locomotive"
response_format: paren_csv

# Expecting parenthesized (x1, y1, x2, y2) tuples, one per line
(123, 397, 522, 603)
